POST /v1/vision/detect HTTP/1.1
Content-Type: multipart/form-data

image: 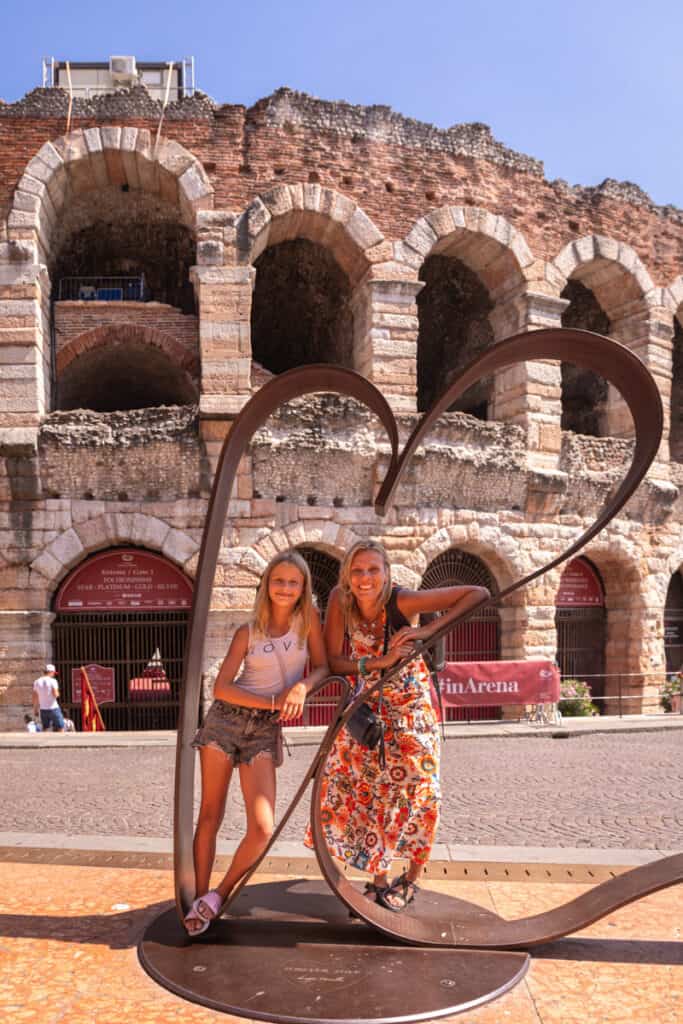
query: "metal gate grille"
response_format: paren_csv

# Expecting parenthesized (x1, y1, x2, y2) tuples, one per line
(53, 610, 189, 730)
(297, 546, 340, 616)
(421, 549, 501, 721)
(293, 546, 341, 725)
(664, 571, 683, 673)
(555, 607, 606, 702)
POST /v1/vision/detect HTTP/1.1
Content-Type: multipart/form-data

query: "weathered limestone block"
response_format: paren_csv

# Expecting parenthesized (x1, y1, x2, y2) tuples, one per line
(46, 527, 84, 569)
(162, 527, 199, 566)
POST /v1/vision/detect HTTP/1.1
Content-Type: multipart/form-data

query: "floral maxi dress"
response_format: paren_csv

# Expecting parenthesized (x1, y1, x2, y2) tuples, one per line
(307, 613, 441, 875)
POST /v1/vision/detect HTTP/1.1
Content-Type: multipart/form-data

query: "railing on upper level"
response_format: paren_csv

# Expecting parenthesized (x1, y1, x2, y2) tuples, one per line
(57, 275, 150, 302)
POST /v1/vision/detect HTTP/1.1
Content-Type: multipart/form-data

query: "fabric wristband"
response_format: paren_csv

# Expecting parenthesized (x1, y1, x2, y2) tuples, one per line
(358, 656, 369, 676)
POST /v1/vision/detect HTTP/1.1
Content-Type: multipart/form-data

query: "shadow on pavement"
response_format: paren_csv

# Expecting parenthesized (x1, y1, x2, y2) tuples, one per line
(0, 899, 172, 949)
(0, 894, 680, 966)
(532, 936, 682, 965)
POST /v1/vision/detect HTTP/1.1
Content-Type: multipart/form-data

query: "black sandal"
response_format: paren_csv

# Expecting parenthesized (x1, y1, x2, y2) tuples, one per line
(378, 872, 420, 911)
(349, 882, 385, 919)
(374, 878, 410, 912)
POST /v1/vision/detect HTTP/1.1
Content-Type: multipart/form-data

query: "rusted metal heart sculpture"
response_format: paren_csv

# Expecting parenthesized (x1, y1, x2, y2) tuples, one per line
(174, 327, 682, 946)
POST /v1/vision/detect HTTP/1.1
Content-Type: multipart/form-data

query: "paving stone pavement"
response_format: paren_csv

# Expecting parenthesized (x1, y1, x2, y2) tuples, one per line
(2, 732, 681, 850)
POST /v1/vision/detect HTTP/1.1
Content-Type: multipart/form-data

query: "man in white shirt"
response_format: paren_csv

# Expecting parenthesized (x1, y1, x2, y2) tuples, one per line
(32, 664, 66, 732)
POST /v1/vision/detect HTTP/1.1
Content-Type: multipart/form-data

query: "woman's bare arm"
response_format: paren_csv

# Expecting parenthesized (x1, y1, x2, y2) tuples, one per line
(323, 587, 412, 677)
(388, 586, 490, 649)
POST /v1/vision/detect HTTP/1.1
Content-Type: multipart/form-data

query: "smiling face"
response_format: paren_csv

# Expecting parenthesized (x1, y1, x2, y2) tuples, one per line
(349, 548, 388, 609)
(267, 561, 305, 612)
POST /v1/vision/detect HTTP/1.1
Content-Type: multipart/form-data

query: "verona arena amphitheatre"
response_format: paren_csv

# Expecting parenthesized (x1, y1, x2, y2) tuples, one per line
(0, 83, 681, 728)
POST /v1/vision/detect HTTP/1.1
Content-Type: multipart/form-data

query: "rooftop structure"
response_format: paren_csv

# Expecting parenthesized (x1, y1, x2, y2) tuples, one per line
(41, 56, 195, 101)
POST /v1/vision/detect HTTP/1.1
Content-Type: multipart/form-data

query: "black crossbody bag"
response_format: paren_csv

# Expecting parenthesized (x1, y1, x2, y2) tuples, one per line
(346, 617, 389, 767)
(346, 588, 446, 760)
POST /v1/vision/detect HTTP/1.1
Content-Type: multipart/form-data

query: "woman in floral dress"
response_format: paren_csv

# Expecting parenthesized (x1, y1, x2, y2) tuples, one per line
(308, 540, 488, 911)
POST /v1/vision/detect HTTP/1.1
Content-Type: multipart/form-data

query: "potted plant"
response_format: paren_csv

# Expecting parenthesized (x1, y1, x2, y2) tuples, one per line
(660, 673, 683, 713)
(558, 678, 598, 717)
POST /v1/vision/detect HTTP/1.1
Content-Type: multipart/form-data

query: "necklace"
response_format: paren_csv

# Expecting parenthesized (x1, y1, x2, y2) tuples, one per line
(359, 606, 383, 632)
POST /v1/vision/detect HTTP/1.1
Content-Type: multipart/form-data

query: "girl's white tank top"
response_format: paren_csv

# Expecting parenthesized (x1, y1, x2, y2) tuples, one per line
(235, 624, 308, 698)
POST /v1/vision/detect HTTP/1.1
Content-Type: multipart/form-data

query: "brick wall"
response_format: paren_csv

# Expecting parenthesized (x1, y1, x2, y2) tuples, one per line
(1, 87, 683, 284)
(54, 301, 198, 362)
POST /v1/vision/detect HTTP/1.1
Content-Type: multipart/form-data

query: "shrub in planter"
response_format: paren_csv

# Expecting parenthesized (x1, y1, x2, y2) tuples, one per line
(558, 678, 598, 717)
(660, 674, 683, 712)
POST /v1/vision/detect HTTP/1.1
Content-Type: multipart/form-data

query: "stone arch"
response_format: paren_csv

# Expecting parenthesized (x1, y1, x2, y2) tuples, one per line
(7, 128, 213, 263)
(666, 548, 683, 585)
(667, 285, 683, 462)
(238, 185, 385, 285)
(29, 513, 199, 602)
(580, 537, 644, 606)
(552, 236, 662, 438)
(402, 207, 533, 415)
(400, 206, 533, 298)
(405, 523, 525, 599)
(253, 521, 362, 568)
(55, 323, 199, 411)
(552, 236, 656, 319)
(240, 187, 384, 379)
(56, 323, 200, 377)
(412, 531, 527, 674)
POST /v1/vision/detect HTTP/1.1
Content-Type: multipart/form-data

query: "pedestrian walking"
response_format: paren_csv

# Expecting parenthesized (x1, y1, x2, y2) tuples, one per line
(32, 664, 66, 733)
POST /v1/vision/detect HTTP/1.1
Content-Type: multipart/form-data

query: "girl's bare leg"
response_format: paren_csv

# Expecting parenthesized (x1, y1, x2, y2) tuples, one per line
(214, 753, 277, 902)
(193, 745, 233, 898)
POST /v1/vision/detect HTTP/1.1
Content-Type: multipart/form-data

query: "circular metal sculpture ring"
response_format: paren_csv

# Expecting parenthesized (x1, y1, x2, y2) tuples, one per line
(172, 327, 682, 947)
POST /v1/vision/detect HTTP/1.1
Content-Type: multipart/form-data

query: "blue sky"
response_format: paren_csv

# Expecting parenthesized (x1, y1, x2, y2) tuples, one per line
(4, 0, 683, 207)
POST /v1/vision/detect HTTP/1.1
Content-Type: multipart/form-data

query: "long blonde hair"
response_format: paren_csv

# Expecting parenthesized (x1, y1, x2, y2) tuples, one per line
(252, 549, 313, 646)
(338, 540, 392, 630)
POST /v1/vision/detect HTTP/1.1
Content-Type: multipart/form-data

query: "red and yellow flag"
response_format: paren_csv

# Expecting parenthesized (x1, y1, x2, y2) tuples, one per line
(80, 667, 105, 732)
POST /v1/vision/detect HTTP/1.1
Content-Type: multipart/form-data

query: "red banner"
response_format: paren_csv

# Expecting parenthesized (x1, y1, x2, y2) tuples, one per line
(439, 660, 560, 706)
(56, 548, 193, 612)
(556, 558, 604, 607)
(71, 664, 115, 704)
(80, 667, 106, 732)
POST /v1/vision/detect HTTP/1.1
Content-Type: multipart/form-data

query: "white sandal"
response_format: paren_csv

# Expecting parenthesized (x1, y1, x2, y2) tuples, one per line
(184, 889, 223, 936)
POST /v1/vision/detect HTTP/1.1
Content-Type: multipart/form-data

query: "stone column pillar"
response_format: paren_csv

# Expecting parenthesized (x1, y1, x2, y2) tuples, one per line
(609, 301, 673, 479)
(0, 610, 54, 730)
(0, 261, 51, 437)
(497, 572, 562, 720)
(190, 263, 255, 477)
(489, 291, 569, 473)
(191, 265, 254, 417)
(352, 270, 423, 413)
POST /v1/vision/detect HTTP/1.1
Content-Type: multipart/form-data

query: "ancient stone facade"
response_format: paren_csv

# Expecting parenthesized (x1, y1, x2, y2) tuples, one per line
(0, 83, 682, 728)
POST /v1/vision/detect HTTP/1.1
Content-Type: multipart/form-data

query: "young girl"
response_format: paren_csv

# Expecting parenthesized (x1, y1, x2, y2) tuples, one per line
(185, 549, 328, 935)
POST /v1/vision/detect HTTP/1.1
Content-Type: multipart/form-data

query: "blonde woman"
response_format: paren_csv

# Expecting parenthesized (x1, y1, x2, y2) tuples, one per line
(309, 540, 488, 911)
(186, 549, 328, 935)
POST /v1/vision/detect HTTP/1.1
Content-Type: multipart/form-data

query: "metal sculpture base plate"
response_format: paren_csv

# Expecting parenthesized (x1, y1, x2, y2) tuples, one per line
(139, 880, 529, 1022)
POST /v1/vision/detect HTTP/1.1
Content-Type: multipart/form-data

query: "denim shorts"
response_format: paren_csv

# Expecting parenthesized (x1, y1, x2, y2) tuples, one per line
(40, 707, 65, 731)
(192, 700, 283, 767)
